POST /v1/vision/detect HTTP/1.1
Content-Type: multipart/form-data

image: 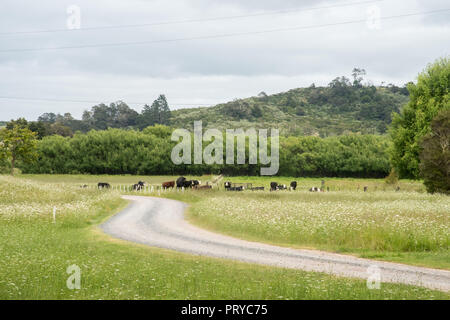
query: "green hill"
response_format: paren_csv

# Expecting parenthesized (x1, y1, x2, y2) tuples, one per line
(170, 81, 409, 136)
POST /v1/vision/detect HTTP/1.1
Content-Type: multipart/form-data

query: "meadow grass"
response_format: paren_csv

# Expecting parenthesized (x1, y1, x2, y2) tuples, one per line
(0, 175, 448, 299)
(14, 174, 449, 268)
(218, 176, 426, 193)
(165, 189, 449, 269)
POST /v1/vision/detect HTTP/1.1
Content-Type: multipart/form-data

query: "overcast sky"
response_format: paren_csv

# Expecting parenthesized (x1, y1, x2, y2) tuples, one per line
(0, 0, 449, 120)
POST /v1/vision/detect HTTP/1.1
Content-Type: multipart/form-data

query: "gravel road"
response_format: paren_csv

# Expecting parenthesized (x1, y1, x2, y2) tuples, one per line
(100, 196, 450, 292)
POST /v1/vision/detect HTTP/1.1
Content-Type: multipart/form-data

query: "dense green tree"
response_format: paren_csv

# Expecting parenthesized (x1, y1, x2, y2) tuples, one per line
(28, 121, 49, 139)
(251, 105, 263, 118)
(419, 109, 450, 194)
(49, 122, 73, 137)
(0, 125, 38, 175)
(20, 128, 391, 178)
(113, 101, 139, 128)
(139, 95, 171, 129)
(6, 118, 28, 130)
(38, 112, 57, 123)
(390, 58, 449, 179)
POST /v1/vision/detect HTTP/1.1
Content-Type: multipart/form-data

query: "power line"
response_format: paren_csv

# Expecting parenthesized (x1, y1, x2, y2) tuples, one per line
(0, 8, 448, 53)
(0, 0, 382, 36)
(0, 96, 215, 106)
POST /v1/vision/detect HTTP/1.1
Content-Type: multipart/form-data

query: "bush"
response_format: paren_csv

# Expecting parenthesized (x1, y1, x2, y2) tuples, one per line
(419, 109, 450, 194)
(385, 168, 399, 185)
(20, 126, 392, 178)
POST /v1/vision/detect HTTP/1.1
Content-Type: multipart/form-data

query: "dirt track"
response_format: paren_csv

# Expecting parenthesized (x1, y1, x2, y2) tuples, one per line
(100, 196, 450, 292)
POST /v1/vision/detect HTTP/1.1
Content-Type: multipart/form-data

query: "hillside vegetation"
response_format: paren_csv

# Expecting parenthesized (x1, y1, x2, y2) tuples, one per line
(3, 75, 409, 138)
(171, 81, 409, 136)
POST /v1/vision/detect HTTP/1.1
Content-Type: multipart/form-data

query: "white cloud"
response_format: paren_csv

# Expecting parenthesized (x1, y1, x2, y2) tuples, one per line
(0, 0, 448, 120)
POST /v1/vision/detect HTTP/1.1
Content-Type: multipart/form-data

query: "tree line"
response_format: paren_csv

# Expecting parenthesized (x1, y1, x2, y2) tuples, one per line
(19, 94, 171, 138)
(17, 127, 391, 178)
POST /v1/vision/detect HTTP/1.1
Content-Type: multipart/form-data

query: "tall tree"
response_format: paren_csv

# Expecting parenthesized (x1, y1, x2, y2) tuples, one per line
(112, 101, 139, 128)
(154, 94, 171, 125)
(351, 68, 366, 87)
(390, 57, 449, 179)
(0, 125, 38, 175)
(139, 95, 171, 129)
(38, 113, 57, 123)
(419, 109, 450, 194)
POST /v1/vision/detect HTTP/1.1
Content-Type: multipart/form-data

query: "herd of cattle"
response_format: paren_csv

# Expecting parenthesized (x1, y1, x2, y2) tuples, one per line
(95, 179, 379, 193)
(223, 181, 298, 191)
(96, 177, 212, 191)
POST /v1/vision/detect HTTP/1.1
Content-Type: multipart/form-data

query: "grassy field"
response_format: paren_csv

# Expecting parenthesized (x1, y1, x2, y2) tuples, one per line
(176, 191, 449, 269)
(15, 174, 448, 269)
(0, 175, 448, 299)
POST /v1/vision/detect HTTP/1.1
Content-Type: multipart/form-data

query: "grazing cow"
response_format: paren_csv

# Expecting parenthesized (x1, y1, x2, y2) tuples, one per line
(270, 182, 278, 191)
(290, 181, 297, 190)
(98, 182, 110, 189)
(277, 184, 287, 190)
(183, 180, 193, 188)
(309, 187, 320, 192)
(224, 182, 243, 191)
(192, 180, 200, 187)
(132, 181, 145, 191)
(176, 177, 186, 188)
(162, 181, 175, 189)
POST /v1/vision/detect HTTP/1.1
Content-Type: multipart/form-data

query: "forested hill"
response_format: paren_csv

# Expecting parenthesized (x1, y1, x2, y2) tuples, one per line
(3, 76, 409, 138)
(171, 80, 409, 136)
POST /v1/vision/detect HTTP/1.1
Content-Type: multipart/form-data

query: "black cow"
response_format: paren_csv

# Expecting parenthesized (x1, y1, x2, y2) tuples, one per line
(224, 182, 243, 191)
(290, 181, 297, 190)
(277, 184, 287, 190)
(132, 181, 145, 191)
(270, 182, 278, 191)
(183, 180, 193, 188)
(176, 177, 186, 188)
(192, 180, 200, 186)
(98, 182, 110, 189)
